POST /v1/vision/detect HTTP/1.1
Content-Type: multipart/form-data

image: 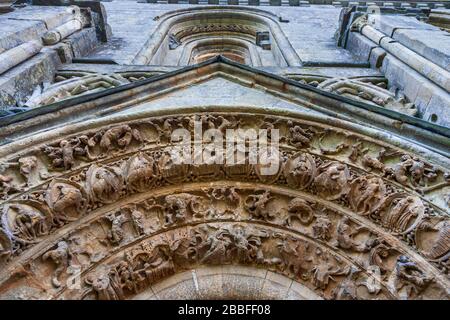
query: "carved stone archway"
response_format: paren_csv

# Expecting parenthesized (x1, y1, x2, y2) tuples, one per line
(0, 108, 449, 300)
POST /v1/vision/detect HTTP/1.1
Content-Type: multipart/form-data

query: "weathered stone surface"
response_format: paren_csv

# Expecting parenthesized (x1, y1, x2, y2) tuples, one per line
(392, 29, 450, 71)
(0, 3, 449, 301)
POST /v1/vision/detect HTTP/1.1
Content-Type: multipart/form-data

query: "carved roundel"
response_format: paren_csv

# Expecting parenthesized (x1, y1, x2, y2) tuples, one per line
(254, 147, 282, 184)
(124, 153, 158, 193)
(1, 200, 53, 244)
(349, 175, 386, 215)
(45, 179, 88, 222)
(283, 153, 316, 190)
(86, 165, 125, 204)
(158, 152, 190, 184)
(313, 161, 351, 201)
(415, 220, 450, 260)
(380, 193, 425, 235)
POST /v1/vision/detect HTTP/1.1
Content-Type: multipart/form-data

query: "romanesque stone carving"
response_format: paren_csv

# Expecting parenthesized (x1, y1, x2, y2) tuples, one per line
(391, 255, 433, 299)
(0, 113, 448, 300)
(131, 209, 146, 237)
(158, 152, 190, 183)
(313, 162, 350, 200)
(312, 216, 333, 241)
(0, 227, 12, 264)
(317, 78, 418, 116)
(0, 174, 17, 199)
(124, 153, 157, 193)
(380, 194, 425, 234)
(334, 217, 371, 252)
(42, 136, 90, 170)
(86, 165, 124, 204)
(312, 251, 346, 290)
(385, 155, 437, 187)
(18, 156, 37, 186)
(283, 153, 316, 190)
(83, 271, 124, 300)
(42, 241, 71, 288)
(163, 193, 205, 226)
(287, 121, 313, 148)
(2, 202, 51, 244)
(106, 211, 128, 246)
(45, 180, 87, 226)
(331, 266, 360, 300)
(284, 198, 315, 226)
(244, 191, 275, 220)
(349, 175, 386, 215)
(416, 220, 450, 272)
(95, 125, 143, 153)
(369, 242, 394, 274)
(276, 236, 312, 279)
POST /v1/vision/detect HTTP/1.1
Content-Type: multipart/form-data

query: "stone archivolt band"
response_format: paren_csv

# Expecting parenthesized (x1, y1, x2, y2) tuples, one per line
(0, 112, 448, 300)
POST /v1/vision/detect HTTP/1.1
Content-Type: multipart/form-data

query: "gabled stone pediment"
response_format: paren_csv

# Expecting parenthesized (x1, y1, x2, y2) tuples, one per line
(1, 56, 448, 155)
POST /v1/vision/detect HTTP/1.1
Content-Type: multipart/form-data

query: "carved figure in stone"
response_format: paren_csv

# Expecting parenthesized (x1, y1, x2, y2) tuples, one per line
(314, 162, 350, 200)
(287, 121, 313, 147)
(113, 260, 138, 294)
(42, 136, 89, 170)
(4, 203, 50, 243)
(0, 228, 12, 264)
(349, 176, 386, 215)
(131, 210, 145, 236)
(18, 156, 37, 185)
(276, 236, 312, 277)
(284, 198, 315, 226)
(419, 220, 450, 267)
(244, 191, 275, 220)
(163, 193, 204, 225)
(333, 217, 370, 252)
(369, 241, 395, 274)
(312, 251, 346, 290)
(361, 154, 386, 172)
(106, 211, 128, 245)
(158, 152, 190, 183)
(45, 180, 87, 225)
(313, 216, 333, 241)
(209, 187, 241, 206)
(86, 165, 124, 204)
(83, 272, 124, 300)
(42, 241, 71, 288)
(332, 266, 360, 300)
(228, 225, 268, 264)
(386, 155, 436, 187)
(0, 174, 17, 199)
(380, 194, 424, 234)
(124, 153, 157, 193)
(98, 125, 143, 152)
(283, 153, 316, 190)
(392, 255, 433, 298)
(200, 227, 233, 264)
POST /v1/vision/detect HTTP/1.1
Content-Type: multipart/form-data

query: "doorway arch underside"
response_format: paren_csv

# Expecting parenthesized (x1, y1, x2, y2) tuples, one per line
(0, 110, 448, 300)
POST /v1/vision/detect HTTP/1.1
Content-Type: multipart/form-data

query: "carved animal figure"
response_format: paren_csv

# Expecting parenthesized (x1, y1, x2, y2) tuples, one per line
(49, 184, 86, 225)
(107, 212, 128, 245)
(99, 125, 142, 152)
(392, 255, 433, 298)
(285, 198, 315, 226)
(42, 241, 70, 288)
(10, 204, 48, 242)
(244, 191, 274, 220)
(334, 217, 370, 252)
